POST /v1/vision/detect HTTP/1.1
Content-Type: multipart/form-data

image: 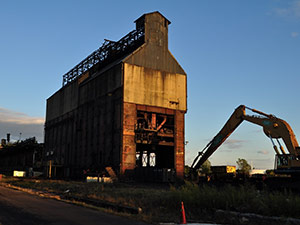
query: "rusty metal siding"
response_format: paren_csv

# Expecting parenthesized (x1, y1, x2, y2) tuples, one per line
(124, 12, 186, 75)
(46, 81, 79, 122)
(78, 64, 123, 105)
(124, 45, 186, 75)
(45, 64, 123, 177)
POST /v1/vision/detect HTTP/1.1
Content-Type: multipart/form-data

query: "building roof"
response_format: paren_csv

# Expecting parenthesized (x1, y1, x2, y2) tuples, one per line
(134, 11, 171, 25)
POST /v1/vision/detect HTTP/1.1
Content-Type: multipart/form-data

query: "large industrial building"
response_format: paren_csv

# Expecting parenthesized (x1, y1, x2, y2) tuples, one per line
(44, 12, 187, 180)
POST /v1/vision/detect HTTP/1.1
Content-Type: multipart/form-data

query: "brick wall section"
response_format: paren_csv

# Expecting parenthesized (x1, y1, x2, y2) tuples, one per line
(122, 102, 185, 178)
(121, 102, 137, 174)
(175, 110, 185, 178)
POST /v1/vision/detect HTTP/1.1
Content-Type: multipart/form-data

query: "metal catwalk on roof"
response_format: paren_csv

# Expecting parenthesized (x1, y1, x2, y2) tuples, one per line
(62, 27, 145, 86)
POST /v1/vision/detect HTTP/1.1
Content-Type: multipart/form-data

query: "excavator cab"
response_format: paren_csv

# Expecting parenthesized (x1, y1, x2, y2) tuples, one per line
(275, 154, 300, 172)
(275, 154, 295, 168)
(275, 146, 300, 174)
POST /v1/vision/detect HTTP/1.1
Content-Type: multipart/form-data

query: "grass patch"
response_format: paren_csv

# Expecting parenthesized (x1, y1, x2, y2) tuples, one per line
(2, 178, 300, 223)
(169, 181, 300, 219)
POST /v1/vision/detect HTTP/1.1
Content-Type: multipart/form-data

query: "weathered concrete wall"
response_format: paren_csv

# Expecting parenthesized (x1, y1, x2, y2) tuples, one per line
(123, 63, 187, 111)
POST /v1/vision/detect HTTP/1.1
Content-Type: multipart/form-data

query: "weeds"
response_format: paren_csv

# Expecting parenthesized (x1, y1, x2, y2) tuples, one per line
(169, 181, 300, 219)
(3, 177, 300, 222)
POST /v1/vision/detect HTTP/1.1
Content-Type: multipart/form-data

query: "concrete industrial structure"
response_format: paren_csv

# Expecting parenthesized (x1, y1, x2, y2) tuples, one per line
(44, 12, 187, 180)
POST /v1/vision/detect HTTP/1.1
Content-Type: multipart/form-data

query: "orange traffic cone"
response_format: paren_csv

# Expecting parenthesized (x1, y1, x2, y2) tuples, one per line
(181, 201, 187, 224)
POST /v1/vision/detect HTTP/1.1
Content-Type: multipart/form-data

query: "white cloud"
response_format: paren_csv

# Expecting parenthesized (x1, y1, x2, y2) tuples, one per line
(257, 150, 269, 155)
(273, 0, 300, 18)
(247, 158, 274, 169)
(294, 0, 300, 17)
(223, 139, 246, 149)
(0, 107, 44, 125)
(291, 32, 299, 37)
(0, 107, 44, 142)
(273, 8, 289, 17)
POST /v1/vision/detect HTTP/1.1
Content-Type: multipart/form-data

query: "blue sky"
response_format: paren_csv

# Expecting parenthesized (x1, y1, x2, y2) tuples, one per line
(0, 0, 299, 169)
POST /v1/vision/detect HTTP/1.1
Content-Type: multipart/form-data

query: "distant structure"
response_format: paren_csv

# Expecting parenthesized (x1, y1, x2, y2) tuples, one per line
(44, 12, 187, 180)
(0, 137, 43, 176)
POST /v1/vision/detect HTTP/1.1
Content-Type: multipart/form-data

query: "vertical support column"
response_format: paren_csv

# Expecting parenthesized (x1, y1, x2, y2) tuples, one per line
(49, 160, 52, 178)
(151, 113, 156, 129)
(121, 102, 137, 175)
(175, 110, 185, 178)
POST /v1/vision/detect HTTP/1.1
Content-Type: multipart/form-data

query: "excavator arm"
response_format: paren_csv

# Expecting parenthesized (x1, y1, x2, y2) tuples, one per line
(191, 105, 245, 170)
(191, 105, 300, 170)
(242, 114, 300, 156)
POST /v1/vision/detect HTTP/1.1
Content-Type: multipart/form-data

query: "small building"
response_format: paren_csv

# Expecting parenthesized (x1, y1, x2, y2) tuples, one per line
(0, 137, 43, 176)
(44, 12, 187, 180)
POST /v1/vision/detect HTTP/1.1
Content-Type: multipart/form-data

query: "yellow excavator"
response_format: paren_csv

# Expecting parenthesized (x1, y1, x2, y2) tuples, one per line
(191, 105, 300, 175)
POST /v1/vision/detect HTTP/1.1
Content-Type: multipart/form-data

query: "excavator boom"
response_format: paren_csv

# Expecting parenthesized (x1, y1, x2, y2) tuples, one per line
(192, 105, 300, 171)
(192, 105, 245, 170)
